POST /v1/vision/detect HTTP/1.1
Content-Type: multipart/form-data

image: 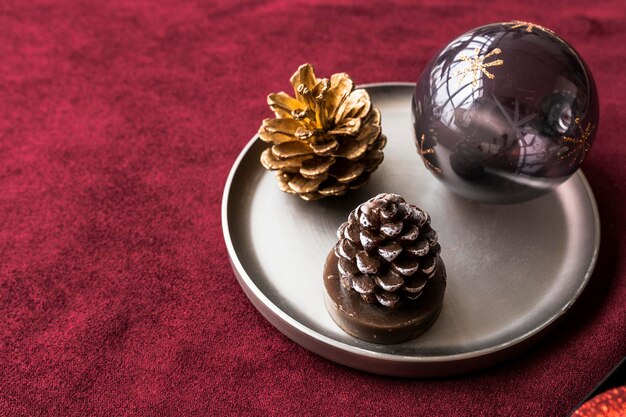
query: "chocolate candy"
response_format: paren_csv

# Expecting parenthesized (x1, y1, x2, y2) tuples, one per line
(323, 193, 447, 344)
(323, 252, 446, 344)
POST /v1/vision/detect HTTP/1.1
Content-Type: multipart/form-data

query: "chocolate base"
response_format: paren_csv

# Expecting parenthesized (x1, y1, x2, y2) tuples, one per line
(323, 251, 446, 344)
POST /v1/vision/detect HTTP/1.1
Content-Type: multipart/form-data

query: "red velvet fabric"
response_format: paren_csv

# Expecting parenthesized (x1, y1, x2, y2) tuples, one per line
(1, 1, 624, 415)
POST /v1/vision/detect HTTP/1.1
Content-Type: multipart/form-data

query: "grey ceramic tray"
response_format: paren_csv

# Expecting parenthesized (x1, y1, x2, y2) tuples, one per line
(221, 83, 600, 377)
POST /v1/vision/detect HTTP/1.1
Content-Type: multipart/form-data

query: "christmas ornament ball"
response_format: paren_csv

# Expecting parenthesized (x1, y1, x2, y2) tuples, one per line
(412, 21, 599, 203)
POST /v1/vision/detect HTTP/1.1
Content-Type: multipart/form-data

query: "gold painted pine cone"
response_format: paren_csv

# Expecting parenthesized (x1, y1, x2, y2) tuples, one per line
(334, 193, 442, 309)
(259, 63, 386, 200)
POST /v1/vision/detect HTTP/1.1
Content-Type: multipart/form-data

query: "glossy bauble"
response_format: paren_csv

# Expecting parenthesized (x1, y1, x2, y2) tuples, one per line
(413, 21, 599, 203)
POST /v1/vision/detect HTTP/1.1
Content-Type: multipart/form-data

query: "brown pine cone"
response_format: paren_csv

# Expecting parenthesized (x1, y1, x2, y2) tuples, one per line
(259, 63, 386, 200)
(334, 193, 441, 309)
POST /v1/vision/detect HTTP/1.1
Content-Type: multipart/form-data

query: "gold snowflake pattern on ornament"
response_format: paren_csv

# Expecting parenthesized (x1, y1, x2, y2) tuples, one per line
(417, 134, 442, 175)
(453, 48, 504, 88)
(559, 117, 594, 166)
(508, 20, 554, 34)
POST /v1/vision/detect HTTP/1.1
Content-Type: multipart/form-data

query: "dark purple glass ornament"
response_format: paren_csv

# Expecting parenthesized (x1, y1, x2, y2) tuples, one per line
(412, 21, 599, 203)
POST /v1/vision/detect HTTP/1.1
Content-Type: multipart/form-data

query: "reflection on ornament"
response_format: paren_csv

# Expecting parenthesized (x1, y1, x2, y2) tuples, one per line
(559, 117, 595, 166)
(453, 47, 504, 88)
(493, 97, 536, 139)
(478, 142, 501, 155)
(516, 133, 550, 174)
(540, 90, 578, 136)
(417, 134, 442, 175)
(492, 97, 548, 174)
(508, 20, 554, 34)
(451, 138, 486, 179)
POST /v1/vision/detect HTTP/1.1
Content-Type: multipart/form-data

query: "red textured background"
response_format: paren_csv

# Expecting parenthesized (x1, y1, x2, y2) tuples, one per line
(1, 1, 625, 416)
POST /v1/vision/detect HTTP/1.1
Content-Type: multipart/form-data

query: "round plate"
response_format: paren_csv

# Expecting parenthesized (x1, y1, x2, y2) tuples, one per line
(221, 83, 600, 377)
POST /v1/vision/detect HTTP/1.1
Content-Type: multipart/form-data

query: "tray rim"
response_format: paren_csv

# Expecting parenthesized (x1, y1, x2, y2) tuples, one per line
(221, 82, 601, 369)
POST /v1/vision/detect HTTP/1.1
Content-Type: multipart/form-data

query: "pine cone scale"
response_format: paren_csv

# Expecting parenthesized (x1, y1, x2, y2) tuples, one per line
(372, 135, 387, 151)
(377, 241, 402, 261)
(335, 142, 369, 161)
(380, 222, 403, 238)
(318, 182, 348, 196)
(375, 272, 404, 292)
(400, 225, 420, 241)
(355, 251, 380, 274)
(346, 173, 371, 190)
(365, 108, 381, 126)
(406, 239, 430, 256)
(375, 290, 400, 308)
(267, 92, 303, 117)
(355, 122, 381, 145)
(261, 117, 303, 135)
(328, 117, 361, 136)
(258, 128, 297, 145)
(362, 150, 384, 171)
(359, 229, 382, 251)
(404, 276, 427, 293)
(329, 160, 365, 183)
(260, 149, 313, 171)
(392, 256, 420, 276)
(352, 275, 376, 294)
(338, 256, 359, 277)
(420, 257, 436, 275)
(290, 65, 317, 93)
(271, 141, 314, 158)
(337, 89, 371, 122)
(343, 220, 360, 242)
(335, 238, 357, 260)
(309, 139, 339, 156)
(326, 73, 353, 110)
(288, 175, 327, 194)
(300, 157, 335, 178)
(275, 172, 296, 194)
